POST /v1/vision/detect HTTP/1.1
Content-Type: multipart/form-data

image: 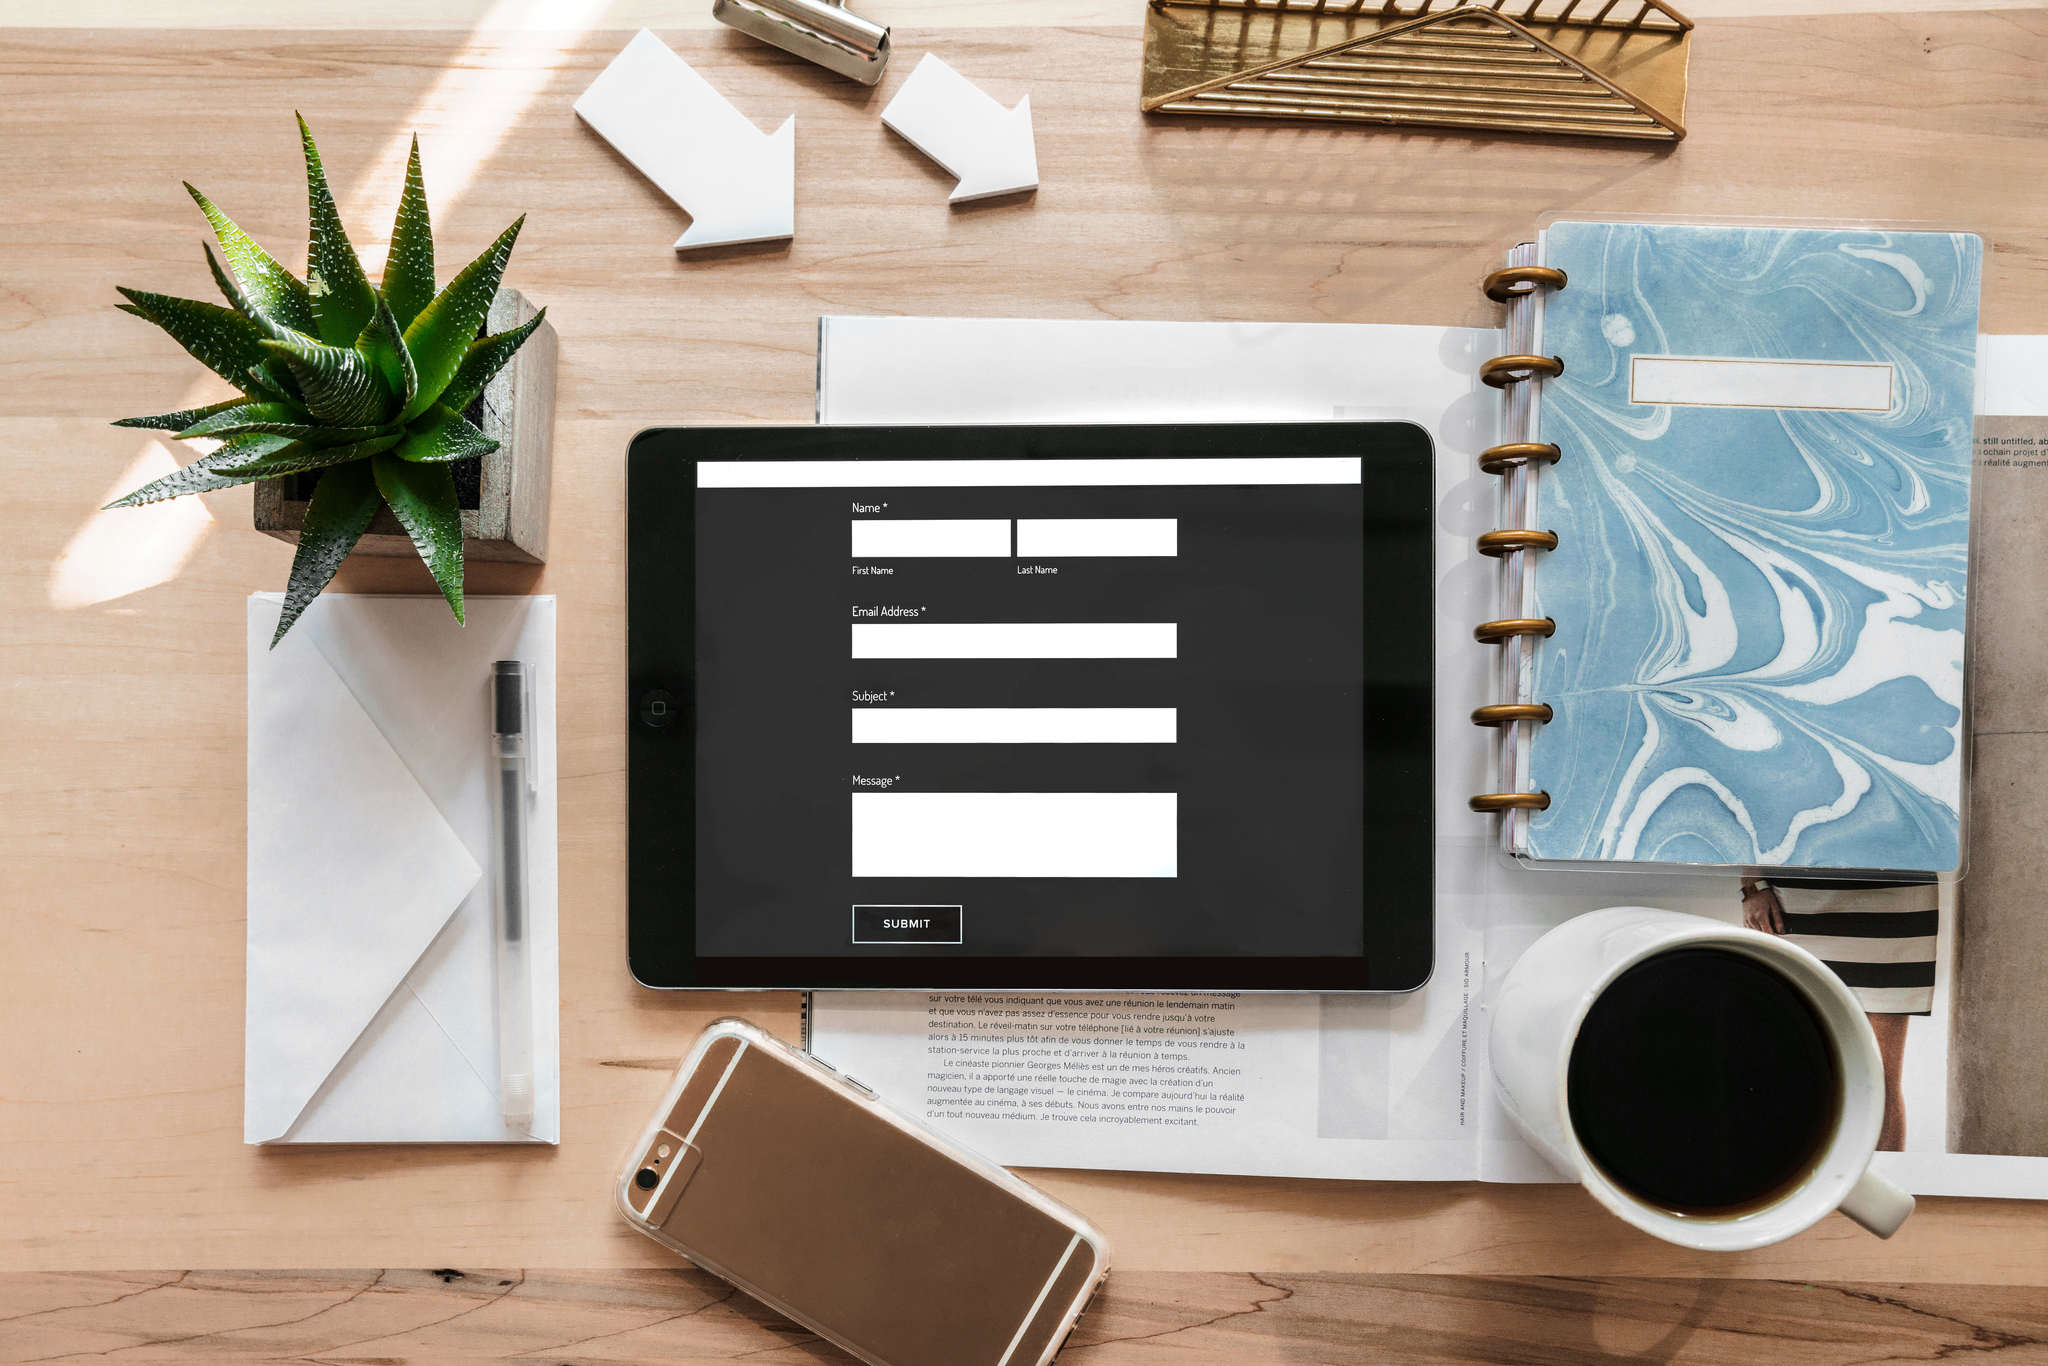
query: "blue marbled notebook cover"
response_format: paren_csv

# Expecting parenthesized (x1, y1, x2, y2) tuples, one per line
(1525, 221, 1981, 871)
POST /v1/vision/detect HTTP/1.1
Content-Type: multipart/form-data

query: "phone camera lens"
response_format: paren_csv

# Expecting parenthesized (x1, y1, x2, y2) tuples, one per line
(635, 1167, 660, 1191)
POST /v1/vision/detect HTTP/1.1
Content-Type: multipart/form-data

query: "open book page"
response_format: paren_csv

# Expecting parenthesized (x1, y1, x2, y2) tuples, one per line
(805, 991, 1334, 1178)
(1878, 391, 2048, 1198)
(1464, 850, 1728, 1181)
(1481, 355, 2048, 1199)
(810, 316, 2048, 1197)
(812, 318, 1499, 1181)
(1480, 352, 2048, 1197)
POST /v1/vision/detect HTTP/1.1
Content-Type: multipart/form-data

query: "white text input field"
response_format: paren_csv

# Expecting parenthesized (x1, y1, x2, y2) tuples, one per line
(851, 708, 1177, 744)
(850, 519, 1011, 557)
(850, 622, 1177, 659)
(852, 792, 1178, 878)
(1016, 518, 1177, 557)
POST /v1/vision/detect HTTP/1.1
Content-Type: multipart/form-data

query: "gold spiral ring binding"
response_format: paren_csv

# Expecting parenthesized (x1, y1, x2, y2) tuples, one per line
(1474, 617, 1555, 644)
(1479, 441, 1560, 475)
(1480, 354, 1565, 388)
(1473, 262, 1566, 820)
(1482, 265, 1568, 302)
(1477, 529, 1557, 557)
(1469, 791, 1551, 813)
(1471, 702, 1553, 727)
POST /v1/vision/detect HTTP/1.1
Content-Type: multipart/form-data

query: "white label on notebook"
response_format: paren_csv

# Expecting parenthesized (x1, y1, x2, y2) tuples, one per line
(1629, 355, 1895, 412)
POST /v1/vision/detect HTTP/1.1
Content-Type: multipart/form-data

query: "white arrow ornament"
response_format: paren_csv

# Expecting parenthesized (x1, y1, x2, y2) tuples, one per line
(574, 29, 795, 251)
(881, 54, 1038, 204)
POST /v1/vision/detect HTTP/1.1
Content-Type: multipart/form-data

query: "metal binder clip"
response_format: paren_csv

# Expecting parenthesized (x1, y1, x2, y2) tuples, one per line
(712, 0, 890, 85)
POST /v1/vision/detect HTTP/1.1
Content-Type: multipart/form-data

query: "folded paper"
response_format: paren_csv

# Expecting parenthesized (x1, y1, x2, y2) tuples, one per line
(244, 593, 559, 1144)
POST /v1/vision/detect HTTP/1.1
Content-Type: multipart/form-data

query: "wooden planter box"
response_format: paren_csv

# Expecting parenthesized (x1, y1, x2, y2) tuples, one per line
(253, 288, 557, 563)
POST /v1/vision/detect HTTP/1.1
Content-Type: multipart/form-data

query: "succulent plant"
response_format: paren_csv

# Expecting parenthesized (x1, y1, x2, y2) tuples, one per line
(108, 115, 544, 645)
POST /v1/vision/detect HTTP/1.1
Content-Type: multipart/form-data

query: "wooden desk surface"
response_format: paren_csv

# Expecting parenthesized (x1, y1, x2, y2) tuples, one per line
(6, 4, 2048, 1359)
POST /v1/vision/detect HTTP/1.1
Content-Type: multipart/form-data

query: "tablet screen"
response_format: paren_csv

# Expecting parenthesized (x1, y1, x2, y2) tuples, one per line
(628, 424, 1432, 990)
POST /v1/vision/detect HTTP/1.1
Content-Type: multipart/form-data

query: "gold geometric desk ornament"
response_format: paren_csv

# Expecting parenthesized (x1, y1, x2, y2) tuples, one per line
(1141, 0, 1693, 142)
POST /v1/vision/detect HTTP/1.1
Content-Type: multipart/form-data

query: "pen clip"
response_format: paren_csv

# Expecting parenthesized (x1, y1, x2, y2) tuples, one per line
(524, 665, 540, 798)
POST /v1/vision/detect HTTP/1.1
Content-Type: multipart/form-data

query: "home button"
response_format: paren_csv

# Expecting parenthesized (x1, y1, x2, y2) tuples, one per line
(638, 689, 678, 729)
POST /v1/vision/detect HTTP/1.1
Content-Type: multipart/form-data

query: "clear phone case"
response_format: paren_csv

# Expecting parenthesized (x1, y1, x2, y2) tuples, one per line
(616, 1019, 1110, 1366)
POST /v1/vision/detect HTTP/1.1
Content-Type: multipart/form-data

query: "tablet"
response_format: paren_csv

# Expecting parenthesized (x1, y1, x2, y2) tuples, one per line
(627, 423, 1433, 991)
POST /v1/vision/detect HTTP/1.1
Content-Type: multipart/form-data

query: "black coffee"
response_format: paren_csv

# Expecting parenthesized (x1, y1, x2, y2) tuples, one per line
(1566, 947, 1840, 1214)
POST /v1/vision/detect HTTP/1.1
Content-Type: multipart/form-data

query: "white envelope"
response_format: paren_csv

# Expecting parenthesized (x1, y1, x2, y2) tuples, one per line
(244, 593, 560, 1144)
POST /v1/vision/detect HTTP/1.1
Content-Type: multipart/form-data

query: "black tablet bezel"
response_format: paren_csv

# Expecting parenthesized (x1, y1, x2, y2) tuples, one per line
(627, 422, 1434, 992)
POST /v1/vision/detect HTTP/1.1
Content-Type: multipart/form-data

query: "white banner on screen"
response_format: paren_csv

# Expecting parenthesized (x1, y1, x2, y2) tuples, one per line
(702, 457, 1361, 488)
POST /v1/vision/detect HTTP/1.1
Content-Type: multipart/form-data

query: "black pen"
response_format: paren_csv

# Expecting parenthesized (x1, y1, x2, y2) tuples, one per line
(492, 660, 535, 1130)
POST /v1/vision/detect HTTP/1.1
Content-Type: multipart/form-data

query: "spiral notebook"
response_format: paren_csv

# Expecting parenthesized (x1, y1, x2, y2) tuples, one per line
(1474, 220, 1984, 876)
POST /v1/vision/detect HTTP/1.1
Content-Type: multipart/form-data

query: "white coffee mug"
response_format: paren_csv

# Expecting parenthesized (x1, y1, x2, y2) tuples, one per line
(1489, 905, 1914, 1251)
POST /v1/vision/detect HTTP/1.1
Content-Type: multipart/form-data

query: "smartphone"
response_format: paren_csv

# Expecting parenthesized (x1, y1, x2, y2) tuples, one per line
(616, 1020, 1110, 1366)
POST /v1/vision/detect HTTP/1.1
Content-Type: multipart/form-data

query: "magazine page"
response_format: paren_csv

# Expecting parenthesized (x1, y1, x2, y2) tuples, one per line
(810, 315, 2048, 1198)
(1476, 379, 2048, 1199)
(1482, 347, 2048, 1196)
(1872, 404, 2048, 1198)
(1466, 852, 1730, 1181)
(811, 317, 1498, 1181)
(809, 317, 1729, 1184)
(1474, 360, 2048, 1196)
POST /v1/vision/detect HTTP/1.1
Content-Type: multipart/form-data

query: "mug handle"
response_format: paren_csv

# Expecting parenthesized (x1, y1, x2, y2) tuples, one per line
(1840, 1168, 1915, 1238)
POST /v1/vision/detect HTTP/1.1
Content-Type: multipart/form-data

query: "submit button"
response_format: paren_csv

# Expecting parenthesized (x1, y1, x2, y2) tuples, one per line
(852, 905, 963, 945)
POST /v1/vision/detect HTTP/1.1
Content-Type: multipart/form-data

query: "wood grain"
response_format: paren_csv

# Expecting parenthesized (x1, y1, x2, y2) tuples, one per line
(3, 1269, 2047, 1362)
(5, 10, 2048, 1301)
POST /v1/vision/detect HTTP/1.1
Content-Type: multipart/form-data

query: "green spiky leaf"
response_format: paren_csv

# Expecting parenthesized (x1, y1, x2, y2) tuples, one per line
(218, 432, 401, 477)
(178, 401, 383, 445)
(358, 290, 417, 411)
(214, 419, 385, 444)
(200, 246, 318, 402)
(199, 243, 303, 404)
(274, 460, 382, 647)
(102, 433, 297, 508)
(297, 114, 379, 346)
(115, 287, 274, 395)
(401, 215, 523, 422)
(392, 404, 496, 464)
(372, 455, 463, 623)
(113, 397, 249, 432)
(258, 335, 389, 426)
(174, 400, 297, 437)
(185, 182, 317, 337)
(438, 306, 545, 416)
(383, 136, 436, 330)
(203, 243, 266, 328)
